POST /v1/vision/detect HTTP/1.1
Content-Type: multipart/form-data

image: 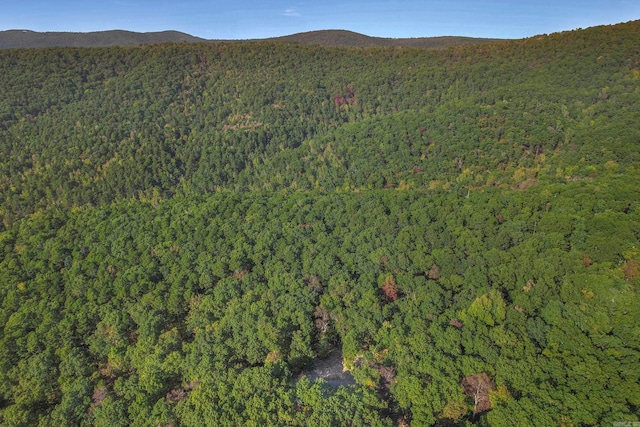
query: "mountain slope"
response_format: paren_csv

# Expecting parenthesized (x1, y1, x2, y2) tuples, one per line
(1, 20, 637, 220)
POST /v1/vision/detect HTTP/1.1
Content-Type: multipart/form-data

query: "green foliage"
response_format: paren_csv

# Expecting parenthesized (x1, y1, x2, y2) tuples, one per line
(1, 20, 639, 427)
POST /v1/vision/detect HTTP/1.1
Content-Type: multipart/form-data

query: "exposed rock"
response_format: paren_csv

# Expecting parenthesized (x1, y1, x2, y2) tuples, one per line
(303, 348, 355, 387)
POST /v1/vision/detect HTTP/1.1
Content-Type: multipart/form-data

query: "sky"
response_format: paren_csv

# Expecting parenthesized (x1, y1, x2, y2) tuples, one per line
(1, 0, 639, 40)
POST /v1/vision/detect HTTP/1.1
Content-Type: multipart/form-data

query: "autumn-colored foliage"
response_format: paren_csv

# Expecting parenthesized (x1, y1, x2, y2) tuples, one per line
(333, 86, 357, 106)
(166, 388, 187, 404)
(449, 318, 463, 329)
(92, 386, 108, 407)
(428, 265, 441, 280)
(381, 274, 399, 302)
(234, 270, 248, 280)
(622, 260, 639, 280)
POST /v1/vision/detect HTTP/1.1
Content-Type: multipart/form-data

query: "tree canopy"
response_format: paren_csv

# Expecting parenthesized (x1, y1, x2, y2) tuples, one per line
(0, 20, 639, 426)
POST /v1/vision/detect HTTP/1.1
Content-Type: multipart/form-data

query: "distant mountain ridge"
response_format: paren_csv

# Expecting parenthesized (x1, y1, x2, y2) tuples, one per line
(272, 29, 508, 48)
(0, 28, 507, 49)
(0, 29, 206, 49)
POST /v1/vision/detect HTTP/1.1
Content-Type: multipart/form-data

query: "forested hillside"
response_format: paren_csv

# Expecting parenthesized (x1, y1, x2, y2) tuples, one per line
(0, 20, 639, 426)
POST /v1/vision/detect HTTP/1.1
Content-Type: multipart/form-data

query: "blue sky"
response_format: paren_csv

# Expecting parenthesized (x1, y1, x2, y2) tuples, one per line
(1, 0, 639, 40)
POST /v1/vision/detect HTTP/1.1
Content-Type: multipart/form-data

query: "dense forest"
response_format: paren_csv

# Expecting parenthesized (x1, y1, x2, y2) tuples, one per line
(0, 20, 639, 426)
